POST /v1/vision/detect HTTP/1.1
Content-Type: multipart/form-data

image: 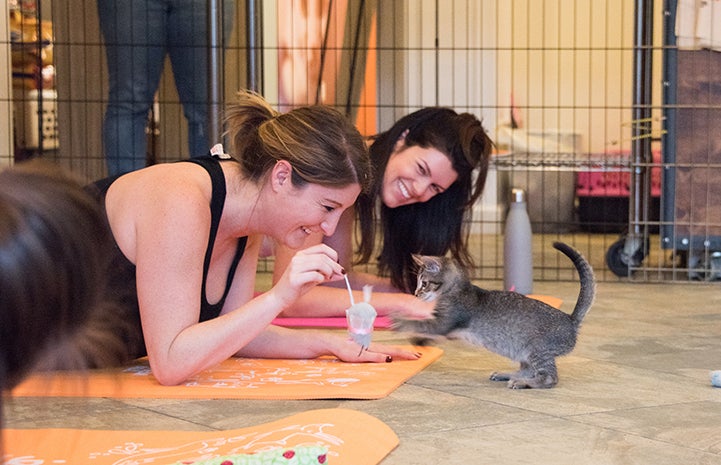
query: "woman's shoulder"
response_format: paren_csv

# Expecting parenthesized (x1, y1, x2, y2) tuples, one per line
(115, 162, 210, 197)
(106, 162, 215, 227)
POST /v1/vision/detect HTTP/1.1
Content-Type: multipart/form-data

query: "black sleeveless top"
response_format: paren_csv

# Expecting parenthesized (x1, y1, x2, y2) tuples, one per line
(89, 155, 247, 357)
(186, 156, 248, 320)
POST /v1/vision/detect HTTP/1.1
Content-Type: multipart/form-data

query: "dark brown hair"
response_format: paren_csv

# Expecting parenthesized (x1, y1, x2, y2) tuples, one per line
(0, 160, 128, 392)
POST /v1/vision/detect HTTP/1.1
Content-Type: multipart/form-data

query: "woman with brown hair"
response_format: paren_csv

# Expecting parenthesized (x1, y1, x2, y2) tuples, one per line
(88, 90, 417, 386)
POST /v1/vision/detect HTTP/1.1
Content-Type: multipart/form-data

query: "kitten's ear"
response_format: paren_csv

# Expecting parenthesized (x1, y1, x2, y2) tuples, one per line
(411, 254, 425, 267)
(426, 256, 442, 273)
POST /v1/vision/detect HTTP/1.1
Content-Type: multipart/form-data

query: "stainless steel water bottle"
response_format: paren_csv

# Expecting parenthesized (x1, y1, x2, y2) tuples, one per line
(504, 188, 533, 294)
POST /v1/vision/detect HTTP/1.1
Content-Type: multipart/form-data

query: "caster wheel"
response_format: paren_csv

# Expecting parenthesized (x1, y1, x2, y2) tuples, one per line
(606, 237, 648, 277)
(606, 239, 629, 277)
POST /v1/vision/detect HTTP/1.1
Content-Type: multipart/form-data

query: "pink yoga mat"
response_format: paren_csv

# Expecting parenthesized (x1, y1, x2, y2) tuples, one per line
(272, 315, 392, 328)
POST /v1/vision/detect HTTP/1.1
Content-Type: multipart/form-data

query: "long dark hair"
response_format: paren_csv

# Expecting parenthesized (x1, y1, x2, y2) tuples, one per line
(356, 107, 494, 291)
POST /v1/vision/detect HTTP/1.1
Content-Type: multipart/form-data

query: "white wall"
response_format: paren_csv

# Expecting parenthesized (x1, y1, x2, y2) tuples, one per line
(494, 0, 664, 154)
(387, 0, 499, 231)
(261, 0, 279, 103)
(206, 0, 666, 157)
(389, 0, 666, 232)
(394, 0, 664, 155)
(410, 0, 497, 128)
(1, 1, 12, 167)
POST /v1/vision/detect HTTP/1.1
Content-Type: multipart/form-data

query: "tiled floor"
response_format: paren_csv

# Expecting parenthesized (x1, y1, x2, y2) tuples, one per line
(5, 279, 721, 464)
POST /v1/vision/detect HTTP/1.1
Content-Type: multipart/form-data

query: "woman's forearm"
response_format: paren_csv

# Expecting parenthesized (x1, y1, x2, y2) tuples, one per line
(146, 290, 290, 386)
(277, 283, 426, 318)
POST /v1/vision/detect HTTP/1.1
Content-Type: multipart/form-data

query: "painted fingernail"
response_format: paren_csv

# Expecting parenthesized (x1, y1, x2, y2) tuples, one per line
(385, 356, 393, 363)
(341, 268, 347, 275)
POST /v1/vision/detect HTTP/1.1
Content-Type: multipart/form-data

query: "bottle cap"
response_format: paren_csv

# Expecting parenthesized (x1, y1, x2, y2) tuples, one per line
(511, 187, 527, 203)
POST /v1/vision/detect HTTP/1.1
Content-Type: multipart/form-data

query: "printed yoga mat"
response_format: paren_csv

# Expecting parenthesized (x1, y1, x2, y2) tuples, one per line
(11, 346, 442, 400)
(3, 408, 398, 465)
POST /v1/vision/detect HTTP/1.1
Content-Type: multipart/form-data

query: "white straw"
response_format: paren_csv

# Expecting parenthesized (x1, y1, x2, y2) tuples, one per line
(344, 274, 355, 306)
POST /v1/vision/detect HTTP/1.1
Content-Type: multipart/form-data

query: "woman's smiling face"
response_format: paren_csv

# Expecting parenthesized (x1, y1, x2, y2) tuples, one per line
(265, 160, 361, 249)
(381, 139, 458, 208)
(279, 182, 361, 249)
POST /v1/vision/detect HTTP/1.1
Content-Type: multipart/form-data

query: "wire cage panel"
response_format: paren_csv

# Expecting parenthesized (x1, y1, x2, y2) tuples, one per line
(8, 0, 721, 284)
(662, 49, 721, 251)
(654, 0, 721, 281)
(12, 88, 59, 150)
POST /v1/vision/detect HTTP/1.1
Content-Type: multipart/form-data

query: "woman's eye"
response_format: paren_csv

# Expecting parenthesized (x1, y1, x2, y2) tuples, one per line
(417, 163, 427, 176)
(323, 205, 335, 212)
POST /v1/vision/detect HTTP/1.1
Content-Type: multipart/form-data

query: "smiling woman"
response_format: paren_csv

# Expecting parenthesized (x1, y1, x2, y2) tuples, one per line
(364, 108, 494, 292)
(271, 107, 494, 319)
(380, 131, 459, 208)
(263, 164, 361, 250)
(83, 90, 419, 386)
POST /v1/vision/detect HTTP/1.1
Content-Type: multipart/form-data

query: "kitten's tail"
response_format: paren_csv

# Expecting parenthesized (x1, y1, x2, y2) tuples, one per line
(553, 241, 596, 327)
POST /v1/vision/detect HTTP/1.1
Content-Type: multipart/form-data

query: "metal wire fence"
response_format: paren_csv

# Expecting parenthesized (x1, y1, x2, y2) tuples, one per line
(5, 0, 720, 284)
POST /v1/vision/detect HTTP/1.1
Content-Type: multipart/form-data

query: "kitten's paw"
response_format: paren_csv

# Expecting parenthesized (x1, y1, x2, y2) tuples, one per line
(489, 372, 510, 382)
(409, 336, 437, 347)
(508, 376, 557, 389)
(389, 319, 412, 334)
(507, 379, 531, 389)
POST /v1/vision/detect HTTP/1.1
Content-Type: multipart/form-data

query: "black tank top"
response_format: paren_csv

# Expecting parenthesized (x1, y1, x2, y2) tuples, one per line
(185, 156, 248, 321)
(89, 155, 248, 334)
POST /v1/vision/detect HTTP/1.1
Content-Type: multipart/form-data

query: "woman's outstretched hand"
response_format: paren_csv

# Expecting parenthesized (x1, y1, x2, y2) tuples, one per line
(328, 337, 421, 363)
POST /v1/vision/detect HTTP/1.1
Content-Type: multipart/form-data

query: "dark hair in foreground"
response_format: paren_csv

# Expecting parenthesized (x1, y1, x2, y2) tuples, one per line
(356, 107, 494, 292)
(0, 160, 130, 440)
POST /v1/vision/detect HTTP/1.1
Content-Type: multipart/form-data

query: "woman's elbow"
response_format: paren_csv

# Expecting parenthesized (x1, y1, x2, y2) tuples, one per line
(155, 374, 187, 386)
(148, 361, 189, 386)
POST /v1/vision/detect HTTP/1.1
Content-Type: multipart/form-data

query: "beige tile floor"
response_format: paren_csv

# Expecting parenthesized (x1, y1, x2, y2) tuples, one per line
(4, 279, 721, 464)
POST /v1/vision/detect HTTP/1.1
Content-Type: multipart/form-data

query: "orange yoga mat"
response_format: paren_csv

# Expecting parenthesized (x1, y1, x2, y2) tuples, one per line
(528, 294, 563, 309)
(3, 408, 398, 465)
(11, 346, 442, 400)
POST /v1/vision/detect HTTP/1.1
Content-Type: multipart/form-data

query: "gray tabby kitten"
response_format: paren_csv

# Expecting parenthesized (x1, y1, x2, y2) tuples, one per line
(394, 241, 595, 389)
